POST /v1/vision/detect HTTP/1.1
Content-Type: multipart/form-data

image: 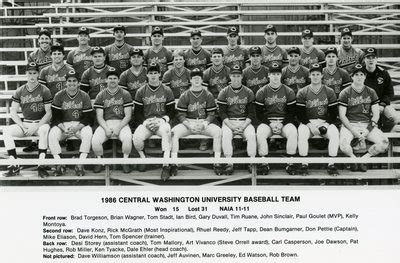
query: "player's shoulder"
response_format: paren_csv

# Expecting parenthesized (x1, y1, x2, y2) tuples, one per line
(300, 65, 309, 73)
(40, 65, 51, 73)
(282, 83, 295, 93)
(53, 88, 66, 99)
(297, 85, 309, 95)
(324, 85, 336, 95)
(78, 89, 91, 100)
(339, 85, 352, 96)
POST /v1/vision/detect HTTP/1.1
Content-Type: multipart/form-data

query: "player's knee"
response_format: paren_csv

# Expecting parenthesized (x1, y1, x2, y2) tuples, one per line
(327, 125, 339, 139)
(38, 124, 50, 135)
(339, 140, 352, 155)
(81, 126, 93, 139)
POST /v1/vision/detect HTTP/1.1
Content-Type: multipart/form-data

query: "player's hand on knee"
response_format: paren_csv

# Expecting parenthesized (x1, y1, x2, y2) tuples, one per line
(112, 127, 121, 137)
(307, 123, 319, 136)
(25, 125, 38, 136)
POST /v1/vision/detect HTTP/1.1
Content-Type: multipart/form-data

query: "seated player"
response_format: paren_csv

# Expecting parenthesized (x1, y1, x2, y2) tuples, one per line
(3, 62, 52, 177)
(132, 63, 175, 181)
(338, 64, 389, 172)
(255, 63, 297, 175)
(171, 68, 223, 176)
(217, 65, 256, 175)
(92, 68, 133, 173)
(48, 70, 93, 177)
(297, 64, 340, 176)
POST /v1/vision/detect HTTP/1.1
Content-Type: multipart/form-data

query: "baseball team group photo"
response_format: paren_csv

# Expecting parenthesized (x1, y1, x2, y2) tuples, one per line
(0, 0, 399, 186)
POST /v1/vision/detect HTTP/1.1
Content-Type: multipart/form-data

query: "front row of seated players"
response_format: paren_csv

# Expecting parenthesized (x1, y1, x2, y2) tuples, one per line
(3, 61, 389, 179)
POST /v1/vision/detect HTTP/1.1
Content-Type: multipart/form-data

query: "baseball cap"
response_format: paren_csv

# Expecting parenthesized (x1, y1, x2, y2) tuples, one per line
(309, 63, 322, 73)
(269, 63, 282, 73)
(26, 62, 39, 72)
(147, 62, 160, 73)
(341, 27, 352, 37)
(264, 24, 277, 34)
(249, 46, 262, 56)
(106, 67, 119, 78)
(211, 48, 224, 55)
(287, 46, 300, 55)
(230, 65, 242, 75)
(301, 29, 313, 38)
(324, 46, 338, 57)
(227, 26, 239, 36)
(190, 29, 202, 38)
(78, 27, 90, 35)
(113, 25, 126, 33)
(129, 48, 144, 57)
(151, 26, 164, 36)
(91, 46, 105, 55)
(352, 64, 366, 75)
(364, 47, 377, 58)
(66, 69, 79, 80)
(38, 29, 51, 38)
(50, 44, 64, 54)
(190, 68, 203, 78)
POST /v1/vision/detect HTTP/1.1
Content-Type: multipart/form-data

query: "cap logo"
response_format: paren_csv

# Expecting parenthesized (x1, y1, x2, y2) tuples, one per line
(355, 64, 362, 69)
(304, 29, 310, 33)
(80, 27, 87, 31)
(343, 28, 350, 32)
(230, 27, 236, 32)
(367, 48, 374, 52)
(29, 62, 36, 67)
(109, 67, 116, 72)
(154, 27, 160, 31)
(69, 70, 76, 74)
(267, 25, 273, 29)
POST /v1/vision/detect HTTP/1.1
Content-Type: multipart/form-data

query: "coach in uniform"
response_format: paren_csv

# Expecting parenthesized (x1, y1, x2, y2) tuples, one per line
(338, 64, 388, 172)
(3, 62, 52, 177)
(48, 70, 93, 177)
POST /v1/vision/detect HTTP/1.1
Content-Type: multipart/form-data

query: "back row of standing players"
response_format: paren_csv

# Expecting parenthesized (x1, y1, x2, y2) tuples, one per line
(14, 24, 397, 178)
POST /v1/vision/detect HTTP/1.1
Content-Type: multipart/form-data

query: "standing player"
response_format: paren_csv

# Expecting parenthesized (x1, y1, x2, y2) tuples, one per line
(92, 68, 133, 173)
(203, 48, 231, 99)
(299, 29, 325, 68)
(39, 44, 73, 97)
(119, 48, 147, 101)
(132, 63, 175, 180)
(281, 47, 310, 94)
(2, 62, 52, 177)
(255, 63, 297, 175)
(297, 64, 339, 176)
(223, 26, 249, 70)
(338, 64, 388, 172)
(184, 29, 211, 72)
(144, 26, 173, 76)
(337, 27, 364, 75)
(104, 25, 135, 75)
(322, 47, 352, 97)
(171, 68, 222, 176)
(242, 46, 269, 95)
(28, 29, 52, 71)
(48, 70, 93, 177)
(217, 65, 256, 175)
(66, 27, 93, 79)
(261, 25, 288, 68)
(162, 50, 191, 99)
(80, 47, 114, 100)
(363, 47, 400, 127)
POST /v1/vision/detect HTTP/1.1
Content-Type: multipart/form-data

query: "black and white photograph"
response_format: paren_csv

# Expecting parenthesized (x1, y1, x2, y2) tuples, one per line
(0, 0, 399, 262)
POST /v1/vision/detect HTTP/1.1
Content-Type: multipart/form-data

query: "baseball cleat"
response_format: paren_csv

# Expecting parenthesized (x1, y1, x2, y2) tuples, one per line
(74, 166, 85, 177)
(93, 165, 103, 173)
(213, 163, 224, 175)
(358, 163, 367, 172)
(327, 164, 339, 176)
(225, 164, 234, 175)
(170, 165, 178, 177)
(285, 163, 297, 175)
(53, 165, 66, 177)
(161, 166, 171, 181)
(3, 165, 20, 177)
(37, 166, 49, 178)
(299, 164, 309, 176)
(137, 164, 146, 172)
(122, 164, 131, 174)
(257, 163, 270, 175)
(350, 163, 358, 172)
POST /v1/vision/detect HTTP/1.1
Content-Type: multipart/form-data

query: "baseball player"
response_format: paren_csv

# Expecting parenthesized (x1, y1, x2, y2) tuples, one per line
(144, 26, 173, 76)
(28, 29, 52, 71)
(299, 29, 325, 68)
(261, 25, 288, 68)
(242, 46, 269, 94)
(322, 46, 352, 97)
(223, 26, 249, 70)
(48, 70, 93, 177)
(80, 47, 114, 100)
(66, 27, 93, 79)
(203, 48, 231, 99)
(104, 25, 135, 75)
(337, 27, 364, 75)
(2, 62, 52, 177)
(363, 47, 400, 128)
(184, 29, 211, 72)
(217, 65, 256, 175)
(281, 46, 310, 94)
(162, 49, 191, 99)
(255, 63, 297, 175)
(132, 63, 175, 180)
(297, 64, 339, 176)
(338, 64, 388, 172)
(119, 48, 148, 101)
(171, 68, 223, 176)
(39, 44, 73, 97)
(92, 68, 133, 173)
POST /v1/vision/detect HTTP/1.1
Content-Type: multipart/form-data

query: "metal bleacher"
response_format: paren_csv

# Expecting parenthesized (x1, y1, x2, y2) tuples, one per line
(0, 0, 399, 186)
